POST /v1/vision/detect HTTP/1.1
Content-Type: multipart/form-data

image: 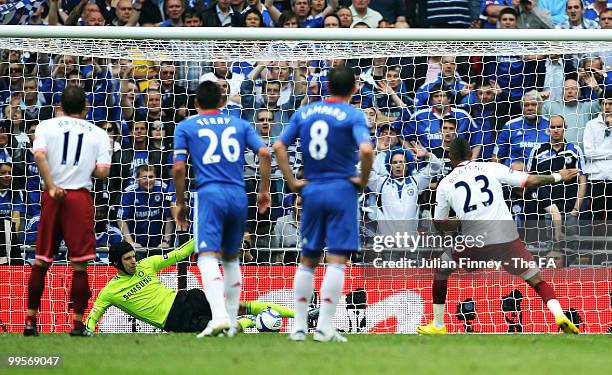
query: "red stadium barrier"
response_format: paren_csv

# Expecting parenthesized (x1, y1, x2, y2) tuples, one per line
(1, 266, 611, 333)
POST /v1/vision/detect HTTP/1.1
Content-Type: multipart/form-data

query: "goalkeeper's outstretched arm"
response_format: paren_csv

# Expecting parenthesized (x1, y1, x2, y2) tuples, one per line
(146, 239, 195, 273)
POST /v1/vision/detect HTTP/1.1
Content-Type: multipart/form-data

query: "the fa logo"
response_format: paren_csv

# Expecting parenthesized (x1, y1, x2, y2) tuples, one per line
(154, 194, 161, 202)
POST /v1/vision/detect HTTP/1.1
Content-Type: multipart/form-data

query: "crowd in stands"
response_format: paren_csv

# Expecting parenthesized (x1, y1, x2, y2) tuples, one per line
(1, 0, 612, 266)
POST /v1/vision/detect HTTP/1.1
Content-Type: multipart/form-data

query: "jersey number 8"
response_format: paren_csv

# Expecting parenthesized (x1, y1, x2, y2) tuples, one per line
(199, 127, 240, 164)
(308, 120, 329, 160)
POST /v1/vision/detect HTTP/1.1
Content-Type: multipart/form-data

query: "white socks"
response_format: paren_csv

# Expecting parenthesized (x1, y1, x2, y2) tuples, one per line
(316, 264, 346, 334)
(433, 304, 445, 329)
(546, 299, 564, 318)
(197, 255, 229, 322)
(293, 264, 314, 333)
(222, 258, 242, 328)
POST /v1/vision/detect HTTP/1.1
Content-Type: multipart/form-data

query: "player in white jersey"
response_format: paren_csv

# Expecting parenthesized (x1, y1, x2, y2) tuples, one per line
(418, 138, 580, 335)
(25, 86, 111, 337)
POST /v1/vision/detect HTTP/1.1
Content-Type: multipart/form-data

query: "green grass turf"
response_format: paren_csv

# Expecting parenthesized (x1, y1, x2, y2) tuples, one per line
(1, 333, 611, 375)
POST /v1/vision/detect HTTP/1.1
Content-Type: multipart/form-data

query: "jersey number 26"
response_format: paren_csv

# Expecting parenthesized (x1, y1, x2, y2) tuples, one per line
(198, 127, 240, 164)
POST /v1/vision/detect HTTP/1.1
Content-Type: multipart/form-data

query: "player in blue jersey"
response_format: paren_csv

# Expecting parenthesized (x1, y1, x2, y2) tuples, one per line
(273, 65, 374, 342)
(173, 81, 271, 337)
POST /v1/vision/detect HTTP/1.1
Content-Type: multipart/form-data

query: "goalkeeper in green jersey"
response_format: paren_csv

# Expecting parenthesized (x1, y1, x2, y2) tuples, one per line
(85, 240, 296, 333)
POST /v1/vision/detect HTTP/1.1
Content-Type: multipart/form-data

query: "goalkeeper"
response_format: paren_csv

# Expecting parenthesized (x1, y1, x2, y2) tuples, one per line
(85, 240, 295, 333)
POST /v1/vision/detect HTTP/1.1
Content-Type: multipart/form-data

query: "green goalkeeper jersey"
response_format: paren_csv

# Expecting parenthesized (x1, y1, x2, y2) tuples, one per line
(85, 240, 194, 331)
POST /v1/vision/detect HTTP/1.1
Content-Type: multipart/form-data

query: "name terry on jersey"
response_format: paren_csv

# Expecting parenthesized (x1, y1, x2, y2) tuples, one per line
(196, 117, 231, 126)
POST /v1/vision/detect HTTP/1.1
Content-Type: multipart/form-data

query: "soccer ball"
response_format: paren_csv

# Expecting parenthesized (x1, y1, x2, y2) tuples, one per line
(255, 308, 282, 332)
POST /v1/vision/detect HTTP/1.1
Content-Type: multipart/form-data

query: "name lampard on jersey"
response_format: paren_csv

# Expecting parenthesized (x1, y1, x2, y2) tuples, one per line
(300, 105, 347, 121)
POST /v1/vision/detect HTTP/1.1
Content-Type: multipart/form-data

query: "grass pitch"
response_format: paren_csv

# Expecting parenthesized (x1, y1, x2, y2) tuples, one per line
(1, 333, 610, 375)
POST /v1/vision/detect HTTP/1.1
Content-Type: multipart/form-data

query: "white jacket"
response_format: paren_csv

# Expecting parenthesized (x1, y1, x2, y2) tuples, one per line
(583, 114, 612, 181)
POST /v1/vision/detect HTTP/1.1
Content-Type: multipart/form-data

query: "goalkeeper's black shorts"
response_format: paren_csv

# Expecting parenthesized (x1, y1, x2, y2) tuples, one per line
(164, 289, 212, 332)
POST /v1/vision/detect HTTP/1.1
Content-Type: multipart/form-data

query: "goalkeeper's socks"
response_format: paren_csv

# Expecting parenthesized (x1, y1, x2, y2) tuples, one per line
(222, 258, 242, 329)
(197, 255, 229, 321)
(316, 264, 346, 334)
(433, 304, 446, 329)
(293, 264, 315, 333)
(246, 301, 295, 318)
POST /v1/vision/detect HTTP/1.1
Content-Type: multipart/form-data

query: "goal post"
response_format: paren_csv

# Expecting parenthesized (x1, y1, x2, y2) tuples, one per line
(0, 26, 611, 334)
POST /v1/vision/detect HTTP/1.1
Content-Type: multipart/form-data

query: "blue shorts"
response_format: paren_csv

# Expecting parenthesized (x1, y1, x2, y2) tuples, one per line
(194, 184, 247, 254)
(300, 180, 359, 258)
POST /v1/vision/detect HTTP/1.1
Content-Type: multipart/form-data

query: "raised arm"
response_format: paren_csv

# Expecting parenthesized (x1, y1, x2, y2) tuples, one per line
(264, 0, 282, 25)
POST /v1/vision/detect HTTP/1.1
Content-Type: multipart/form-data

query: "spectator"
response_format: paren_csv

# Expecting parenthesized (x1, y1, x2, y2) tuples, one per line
(460, 80, 509, 160)
(430, 118, 458, 179)
(493, 90, 550, 168)
(414, 56, 470, 110)
(537, 0, 569, 26)
(377, 18, 393, 28)
(159, 0, 184, 26)
(369, 0, 407, 25)
(99, 121, 122, 153)
(175, 11, 211, 94)
(271, 193, 301, 263)
(110, 120, 165, 196)
(200, 61, 244, 107)
(0, 162, 24, 264)
(117, 165, 172, 250)
(366, 145, 442, 243)
(242, 7, 265, 26)
(336, 6, 354, 27)
(11, 121, 41, 221)
(515, 0, 553, 29)
(584, 0, 612, 23)
(583, 92, 612, 221)
(200, 0, 243, 27)
(241, 0, 275, 27)
(277, 9, 300, 26)
(350, 0, 383, 28)
(215, 77, 242, 118)
(527, 115, 587, 242)
(159, 62, 188, 123)
(542, 78, 600, 149)
(373, 123, 400, 175)
(323, 13, 341, 27)
(578, 56, 605, 101)
(112, 0, 136, 26)
(483, 31, 540, 112)
(597, 6, 612, 28)
(541, 54, 576, 102)
(422, 0, 471, 28)
(21, 77, 53, 124)
(395, 85, 481, 159)
(481, 0, 513, 29)
(94, 203, 123, 248)
(265, 0, 338, 28)
(240, 62, 303, 134)
(556, 0, 600, 29)
(371, 65, 412, 121)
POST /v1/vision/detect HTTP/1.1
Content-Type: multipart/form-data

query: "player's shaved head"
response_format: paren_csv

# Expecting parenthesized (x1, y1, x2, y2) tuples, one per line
(449, 137, 471, 166)
(61, 86, 87, 116)
(196, 80, 221, 110)
(327, 64, 356, 97)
